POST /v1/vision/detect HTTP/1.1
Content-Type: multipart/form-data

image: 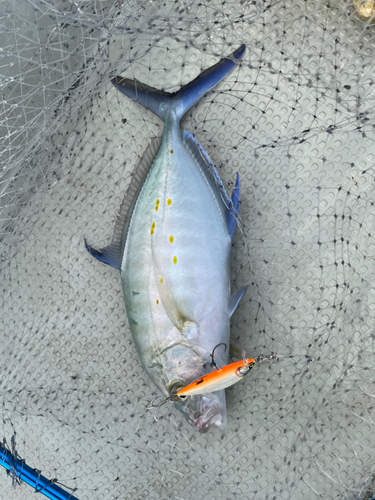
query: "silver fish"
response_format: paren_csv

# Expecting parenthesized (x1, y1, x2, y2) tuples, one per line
(86, 45, 248, 432)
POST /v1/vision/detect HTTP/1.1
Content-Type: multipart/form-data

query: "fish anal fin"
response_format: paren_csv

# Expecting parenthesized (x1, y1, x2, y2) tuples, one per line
(84, 238, 121, 269)
(85, 136, 162, 268)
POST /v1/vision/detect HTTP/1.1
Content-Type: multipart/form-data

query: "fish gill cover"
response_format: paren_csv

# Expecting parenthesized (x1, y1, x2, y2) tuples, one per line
(0, 0, 375, 499)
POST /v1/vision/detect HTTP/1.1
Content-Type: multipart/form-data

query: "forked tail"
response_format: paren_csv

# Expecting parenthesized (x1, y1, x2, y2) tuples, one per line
(112, 44, 246, 124)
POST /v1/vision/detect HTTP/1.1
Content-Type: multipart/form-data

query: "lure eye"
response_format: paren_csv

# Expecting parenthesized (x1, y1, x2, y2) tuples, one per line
(177, 394, 187, 401)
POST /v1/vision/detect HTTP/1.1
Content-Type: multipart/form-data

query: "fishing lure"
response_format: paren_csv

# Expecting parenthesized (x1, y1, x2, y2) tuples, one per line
(176, 357, 256, 399)
(147, 351, 278, 413)
(175, 352, 277, 399)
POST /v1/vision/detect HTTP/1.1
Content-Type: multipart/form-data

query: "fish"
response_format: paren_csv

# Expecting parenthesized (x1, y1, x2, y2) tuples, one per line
(85, 44, 248, 432)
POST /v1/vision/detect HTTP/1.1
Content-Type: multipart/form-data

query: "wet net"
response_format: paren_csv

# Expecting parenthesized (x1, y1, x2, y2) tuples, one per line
(1, 0, 375, 499)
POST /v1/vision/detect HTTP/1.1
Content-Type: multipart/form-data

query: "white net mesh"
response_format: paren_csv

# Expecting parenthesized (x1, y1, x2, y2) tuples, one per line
(1, 0, 375, 498)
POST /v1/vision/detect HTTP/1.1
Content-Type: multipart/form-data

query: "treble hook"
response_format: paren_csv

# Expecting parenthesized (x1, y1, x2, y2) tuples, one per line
(146, 397, 173, 422)
(210, 343, 227, 369)
(146, 396, 172, 410)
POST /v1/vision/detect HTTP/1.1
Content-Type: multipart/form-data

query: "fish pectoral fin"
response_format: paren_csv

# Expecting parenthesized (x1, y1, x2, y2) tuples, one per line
(229, 285, 248, 318)
(156, 280, 195, 333)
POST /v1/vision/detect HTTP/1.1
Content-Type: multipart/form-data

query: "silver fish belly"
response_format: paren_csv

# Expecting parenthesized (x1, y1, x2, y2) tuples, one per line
(86, 45, 247, 431)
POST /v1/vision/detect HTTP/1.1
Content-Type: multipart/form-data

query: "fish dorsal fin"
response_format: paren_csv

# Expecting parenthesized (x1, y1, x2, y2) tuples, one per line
(85, 135, 162, 269)
(183, 130, 231, 217)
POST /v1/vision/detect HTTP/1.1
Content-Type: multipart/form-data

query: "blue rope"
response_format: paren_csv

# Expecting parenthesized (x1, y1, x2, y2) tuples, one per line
(0, 444, 79, 500)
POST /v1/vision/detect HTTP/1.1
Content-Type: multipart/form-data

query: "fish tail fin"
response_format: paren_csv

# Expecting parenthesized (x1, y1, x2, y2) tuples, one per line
(111, 44, 245, 123)
(111, 76, 173, 122)
(173, 44, 245, 122)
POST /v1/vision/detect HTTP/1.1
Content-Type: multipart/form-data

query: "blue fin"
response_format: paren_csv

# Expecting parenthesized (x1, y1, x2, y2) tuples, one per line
(85, 136, 162, 269)
(84, 238, 121, 269)
(229, 286, 248, 318)
(112, 44, 245, 123)
(183, 132, 241, 237)
(111, 77, 170, 122)
(227, 172, 240, 238)
(183, 130, 231, 215)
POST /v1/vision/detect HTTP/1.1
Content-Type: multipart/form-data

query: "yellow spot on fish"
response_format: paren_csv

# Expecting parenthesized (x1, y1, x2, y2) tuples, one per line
(156, 299, 159, 305)
(170, 149, 173, 154)
(156, 199, 160, 205)
(169, 235, 174, 244)
(151, 221, 155, 235)
(173, 256, 177, 265)
(160, 277, 164, 284)
(167, 198, 172, 206)
(155, 198, 160, 211)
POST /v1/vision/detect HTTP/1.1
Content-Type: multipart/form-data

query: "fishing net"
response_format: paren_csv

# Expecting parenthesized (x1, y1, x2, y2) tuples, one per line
(1, 0, 375, 498)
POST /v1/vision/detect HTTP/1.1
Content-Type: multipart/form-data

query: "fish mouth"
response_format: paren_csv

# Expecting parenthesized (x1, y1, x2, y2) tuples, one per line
(177, 392, 227, 432)
(193, 409, 225, 433)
